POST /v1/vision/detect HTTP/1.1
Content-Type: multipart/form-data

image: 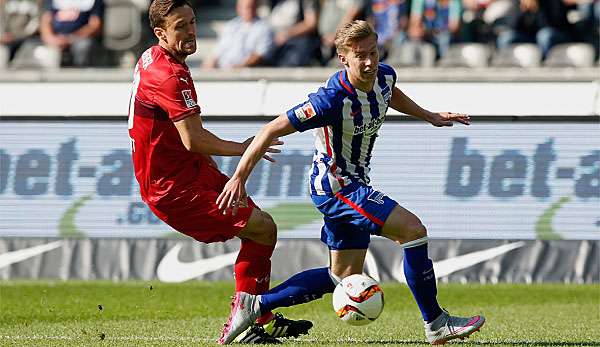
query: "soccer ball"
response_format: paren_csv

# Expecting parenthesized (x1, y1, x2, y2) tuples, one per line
(332, 274, 384, 326)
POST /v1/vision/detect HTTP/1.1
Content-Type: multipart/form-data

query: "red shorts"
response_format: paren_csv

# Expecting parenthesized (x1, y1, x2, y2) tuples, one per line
(148, 164, 257, 243)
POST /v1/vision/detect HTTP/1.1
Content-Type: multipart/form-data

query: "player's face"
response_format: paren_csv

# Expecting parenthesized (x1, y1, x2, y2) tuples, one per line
(156, 5, 197, 59)
(341, 35, 379, 86)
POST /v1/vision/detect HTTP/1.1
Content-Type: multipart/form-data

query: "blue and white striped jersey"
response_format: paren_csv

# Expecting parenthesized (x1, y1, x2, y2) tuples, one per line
(286, 63, 397, 196)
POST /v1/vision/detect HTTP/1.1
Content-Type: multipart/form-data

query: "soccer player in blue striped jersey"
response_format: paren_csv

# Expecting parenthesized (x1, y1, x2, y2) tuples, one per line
(216, 20, 485, 345)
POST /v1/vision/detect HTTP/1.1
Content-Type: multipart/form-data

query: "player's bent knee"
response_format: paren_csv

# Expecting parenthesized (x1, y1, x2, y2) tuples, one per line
(257, 212, 278, 244)
(405, 221, 427, 241)
(239, 210, 278, 246)
(329, 249, 367, 279)
(383, 219, 428, 244)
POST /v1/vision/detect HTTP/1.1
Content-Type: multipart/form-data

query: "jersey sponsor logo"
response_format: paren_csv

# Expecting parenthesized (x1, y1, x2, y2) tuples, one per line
(181, 90, 197, 108)
(294, 102, 316, 122)
(353, 116, 384, 136)
(179, 77, 189, 84)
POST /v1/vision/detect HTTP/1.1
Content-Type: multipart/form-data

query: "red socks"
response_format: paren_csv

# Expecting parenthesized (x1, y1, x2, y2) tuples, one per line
(234, 239, 274, 295)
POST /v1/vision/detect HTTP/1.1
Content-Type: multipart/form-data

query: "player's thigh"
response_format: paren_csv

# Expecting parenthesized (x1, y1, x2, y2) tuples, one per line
(380, 205, 427, 244)
(149, 183, 258, 243)
(329, 248, 368, 279)
(314, 183, 397, 250)
(237, 208, 277, 246)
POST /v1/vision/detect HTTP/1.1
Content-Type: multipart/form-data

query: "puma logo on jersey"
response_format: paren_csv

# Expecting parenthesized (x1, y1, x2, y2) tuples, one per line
(255, 276, 270, 284)
(179, 77, 189, 84)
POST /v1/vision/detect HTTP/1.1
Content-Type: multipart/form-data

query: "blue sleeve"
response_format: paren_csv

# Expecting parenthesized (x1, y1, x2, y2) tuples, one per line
(286, 87, 342, 132)
(378, 63, 397, 85)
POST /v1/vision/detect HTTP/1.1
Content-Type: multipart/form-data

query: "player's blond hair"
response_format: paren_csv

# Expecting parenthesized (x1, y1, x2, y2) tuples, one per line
(334, 20, 378, 54)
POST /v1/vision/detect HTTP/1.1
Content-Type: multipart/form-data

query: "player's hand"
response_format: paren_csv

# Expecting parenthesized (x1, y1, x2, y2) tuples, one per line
(241, 136, 284, 162)
(216, 176, 248, 216)
(429, 112, 471, 127)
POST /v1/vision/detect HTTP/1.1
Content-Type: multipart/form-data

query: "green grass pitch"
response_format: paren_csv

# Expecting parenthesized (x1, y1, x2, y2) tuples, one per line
(0, 281, 598, 346)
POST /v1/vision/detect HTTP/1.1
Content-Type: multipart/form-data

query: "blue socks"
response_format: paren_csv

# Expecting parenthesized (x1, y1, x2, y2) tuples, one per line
(258, 267, 336, 314)
(403, 243, 443, 322)
(257, 246, 442, 323)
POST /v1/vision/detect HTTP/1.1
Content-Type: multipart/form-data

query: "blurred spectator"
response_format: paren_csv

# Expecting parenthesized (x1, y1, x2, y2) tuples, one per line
(40, 0, 104, 66)
(266, 0, 320, 66)
(461, 0, 516, 43)
(369, 0, 409, 60)
(203, 0, 274, 68)
(408, 0, 462, 58)
(567, 0, 599, 58)
(0, 0, 41, 62)
(318, 0, 367, 65)
(496, 0, 575, 58)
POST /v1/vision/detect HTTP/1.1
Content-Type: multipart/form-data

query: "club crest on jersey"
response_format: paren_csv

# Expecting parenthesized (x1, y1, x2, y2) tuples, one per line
(181, 90, 196, 108)
(294, 102, 317, 122)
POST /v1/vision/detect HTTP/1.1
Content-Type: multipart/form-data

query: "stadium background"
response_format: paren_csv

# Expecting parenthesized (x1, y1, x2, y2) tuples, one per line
(0, 1, 599, 345)
(0, 0, 599, 342)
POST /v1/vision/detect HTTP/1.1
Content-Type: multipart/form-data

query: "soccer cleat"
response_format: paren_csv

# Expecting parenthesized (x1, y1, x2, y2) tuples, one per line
(262, 312, 313, 338)
(235, 325, 282, 344)
(424, 310, 485, 345)
(217, 292, 262, 345)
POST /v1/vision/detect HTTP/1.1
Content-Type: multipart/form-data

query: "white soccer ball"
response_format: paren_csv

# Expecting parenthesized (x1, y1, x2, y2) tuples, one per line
(332, 274, 384, 326)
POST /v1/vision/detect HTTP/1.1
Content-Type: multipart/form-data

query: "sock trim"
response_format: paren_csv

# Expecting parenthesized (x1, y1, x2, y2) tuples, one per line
(328, 268, 341, 285)
(402, 236, 429, 249)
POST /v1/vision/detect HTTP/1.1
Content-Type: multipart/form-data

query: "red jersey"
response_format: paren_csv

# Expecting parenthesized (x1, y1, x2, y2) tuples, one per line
(128, 45, 205, 205)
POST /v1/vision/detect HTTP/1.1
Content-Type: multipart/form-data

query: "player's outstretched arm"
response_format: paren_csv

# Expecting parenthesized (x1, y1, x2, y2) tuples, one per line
(175, 114, 256, 156)
(389, 86, 470, 127)
(175, 114, 245, 155)
(217, 114, 296, 215)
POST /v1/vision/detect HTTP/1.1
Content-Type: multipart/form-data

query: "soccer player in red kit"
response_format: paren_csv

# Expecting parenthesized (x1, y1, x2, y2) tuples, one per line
(127, 0, 312, 343)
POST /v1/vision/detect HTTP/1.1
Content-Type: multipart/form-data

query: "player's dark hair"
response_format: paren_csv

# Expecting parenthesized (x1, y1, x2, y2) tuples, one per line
(334, 20, 378, 54)
(149, 0, 192, 29)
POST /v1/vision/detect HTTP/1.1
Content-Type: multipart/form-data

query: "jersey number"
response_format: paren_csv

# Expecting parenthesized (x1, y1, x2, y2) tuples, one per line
(128, 68, 141, 152)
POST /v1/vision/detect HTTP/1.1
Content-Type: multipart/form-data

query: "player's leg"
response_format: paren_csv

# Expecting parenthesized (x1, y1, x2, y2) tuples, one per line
(380, 206, 442, 322)
(381, 206, 485, 345)
(328, 248, 367, 279)
(220, 206, 314, 343)
(235, 208, 277, 296)
(251, 222, 345, 335)
(218, 208, 283, 344)
(254, 184, 378, 317)
(254, 249, 366, 317)
(221, 206, 315, 344)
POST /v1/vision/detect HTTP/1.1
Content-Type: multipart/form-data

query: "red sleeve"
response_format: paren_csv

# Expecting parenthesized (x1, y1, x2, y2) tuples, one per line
(154, 75, 202, 122)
